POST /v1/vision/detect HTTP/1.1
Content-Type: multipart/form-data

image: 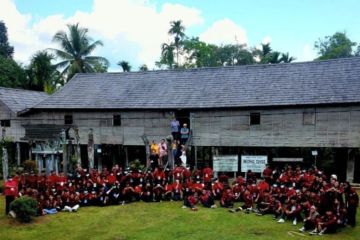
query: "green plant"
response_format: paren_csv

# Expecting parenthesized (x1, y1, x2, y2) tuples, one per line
(23, 160, 37, 173)
(129, 159, 144, 171)
(10, 196, 38, 223)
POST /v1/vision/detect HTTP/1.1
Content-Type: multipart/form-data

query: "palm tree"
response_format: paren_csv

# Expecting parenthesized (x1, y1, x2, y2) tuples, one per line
(168, 20, 185, 66)
(160, 43, 175, 69)
(26, 50, 60, 93)
(118, 60, 132, 72)
(280, 52, 296, 63)
(50, 23, 109, 80)
(139, 64, 148, 71)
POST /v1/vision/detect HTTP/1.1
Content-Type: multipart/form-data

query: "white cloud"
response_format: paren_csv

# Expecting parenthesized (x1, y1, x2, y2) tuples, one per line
(298, 44, 317, 61)
(0, 0, 204, 68)
(200, 18, 247, 46)
(261, 36, 272, 45)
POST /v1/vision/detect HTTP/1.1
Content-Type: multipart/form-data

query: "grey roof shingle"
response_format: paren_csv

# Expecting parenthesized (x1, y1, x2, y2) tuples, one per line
(33, 57, 360, 110)
(0, 88, 48, 113)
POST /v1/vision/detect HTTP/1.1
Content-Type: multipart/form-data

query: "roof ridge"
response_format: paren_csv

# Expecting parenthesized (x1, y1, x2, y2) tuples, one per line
(74, 56, 360, 76)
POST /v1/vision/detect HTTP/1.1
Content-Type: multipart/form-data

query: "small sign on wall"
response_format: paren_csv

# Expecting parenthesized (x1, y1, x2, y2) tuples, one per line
(241, 155, 267, 173)
(213, 155, 238, 172)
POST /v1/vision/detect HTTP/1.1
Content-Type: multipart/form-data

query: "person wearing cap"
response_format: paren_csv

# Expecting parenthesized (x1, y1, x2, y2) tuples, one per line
(4, 175, 19, 215)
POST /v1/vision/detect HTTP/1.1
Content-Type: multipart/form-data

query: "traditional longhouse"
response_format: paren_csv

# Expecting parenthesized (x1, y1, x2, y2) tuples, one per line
(14, 57, 360, 182)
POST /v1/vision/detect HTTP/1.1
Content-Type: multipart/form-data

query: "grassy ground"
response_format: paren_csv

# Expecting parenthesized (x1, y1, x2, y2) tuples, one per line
(0, 196, 359, 240)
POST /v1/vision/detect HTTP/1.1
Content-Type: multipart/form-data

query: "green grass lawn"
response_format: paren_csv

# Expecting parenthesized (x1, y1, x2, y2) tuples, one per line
(0, 196, 359, 240)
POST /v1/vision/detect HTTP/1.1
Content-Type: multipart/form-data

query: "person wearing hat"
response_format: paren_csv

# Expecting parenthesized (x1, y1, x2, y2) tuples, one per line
(4, 175, 19, 215)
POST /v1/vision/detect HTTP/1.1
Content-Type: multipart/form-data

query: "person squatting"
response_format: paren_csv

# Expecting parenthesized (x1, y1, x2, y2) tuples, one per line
(4, 164, 359, 236)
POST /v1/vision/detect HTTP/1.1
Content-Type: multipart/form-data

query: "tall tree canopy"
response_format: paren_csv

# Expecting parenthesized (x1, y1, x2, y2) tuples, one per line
(26, 51, 60, 93)
(168, 20, 186, 67)
(0, 55, 27, 88)
(314, 32, 357, 60)
(50, 23, 109, 80)
(0, 21, 14, 58)
(158, 20, 295, 69)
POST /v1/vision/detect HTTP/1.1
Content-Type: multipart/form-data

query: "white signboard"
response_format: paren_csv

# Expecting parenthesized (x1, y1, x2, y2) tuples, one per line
(241, 155, 267, 173)
(273, 158, 303, 162)
(213, 155, 238, 172)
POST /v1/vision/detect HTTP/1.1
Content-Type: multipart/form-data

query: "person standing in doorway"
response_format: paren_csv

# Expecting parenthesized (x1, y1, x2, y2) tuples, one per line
(170, 118, 180, 140)
(180, 123, 189, 145)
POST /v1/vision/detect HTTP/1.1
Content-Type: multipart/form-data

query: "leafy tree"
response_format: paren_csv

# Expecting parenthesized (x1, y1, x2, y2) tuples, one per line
(139, 64, 148, 71)
(0, 55, 27, 88)
(0, 21, 14, 58)
(216, 44, 255, 66)
(168, 20, 186, 66)
(314, 32, 357, 60)
(50, 23, 109, 80)
(26, 51, 60, 93)
(157, 43, 175, 69)
(92, 61, 108, 73)
(183, 37, 219, 68)
(118, 60, 132, 72)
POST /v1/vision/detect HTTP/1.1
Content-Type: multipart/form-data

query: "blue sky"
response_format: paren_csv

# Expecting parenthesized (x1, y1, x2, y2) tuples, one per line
(2, 0, 360, 70)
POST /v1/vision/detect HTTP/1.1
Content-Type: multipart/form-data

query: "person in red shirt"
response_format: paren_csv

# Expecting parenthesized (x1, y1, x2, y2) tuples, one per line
(310, 210, 338, 235)
(344, 181, 359, 227)
(277, 197, 302, 225)
(182, 191, 198, 211)
(199, 189, 216, 208)
(171, 179, 183, 201)
(202, 165, 213, 186)
(262, 164, 273, 184)
(220, 188, 235, 208)
(4, 176, 19, 214)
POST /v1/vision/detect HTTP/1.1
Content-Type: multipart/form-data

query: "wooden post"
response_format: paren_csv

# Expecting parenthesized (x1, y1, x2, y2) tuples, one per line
(36, 154, 41, 175)
(16, 142, 21, 166)
(87, 129, 94, 170)
(75, 127, 81, 167)
(63, 143, 68, 175)
(45, 156, 50, 176)
(194, 145, 198, 170)
(54, 155, 59, 175)
(346, 149, 355, 183)
(2, 146, 9, 181)
(125, 146, 129, 167)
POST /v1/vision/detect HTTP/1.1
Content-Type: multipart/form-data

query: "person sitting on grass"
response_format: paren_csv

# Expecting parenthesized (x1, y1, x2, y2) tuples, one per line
(182, 191, 198, 211)
(277, 197, 302, 225)
(63, 192, 80, 212)
(310, 210, 338, 235)
(299, 205, 319, 232)
(220, 188, 235, 208)
(199, 189, 216, 209)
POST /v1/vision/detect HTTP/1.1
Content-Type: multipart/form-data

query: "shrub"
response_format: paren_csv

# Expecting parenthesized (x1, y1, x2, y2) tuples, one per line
(23, 160, 37, 173)
(10, 196, 38, 223)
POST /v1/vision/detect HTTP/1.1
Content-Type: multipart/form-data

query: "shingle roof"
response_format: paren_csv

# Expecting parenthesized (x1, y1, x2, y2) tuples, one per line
(0, 88, 48, 113)
(32, 57, 360, 110)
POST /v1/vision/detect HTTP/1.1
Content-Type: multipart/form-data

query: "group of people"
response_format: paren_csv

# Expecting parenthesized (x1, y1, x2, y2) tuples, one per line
(3, 163, 358, 235)
(148, 118, 190, 169)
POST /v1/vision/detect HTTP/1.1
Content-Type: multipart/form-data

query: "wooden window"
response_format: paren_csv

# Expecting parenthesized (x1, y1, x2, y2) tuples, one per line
(64, 115, 73, 125)
(250, 113, 260, 125)
(113, 115, 121, 126)
(303, 112, 315, 125)
(0, 119, 10, 127)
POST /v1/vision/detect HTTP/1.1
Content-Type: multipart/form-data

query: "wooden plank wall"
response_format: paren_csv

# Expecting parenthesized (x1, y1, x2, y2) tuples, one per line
(192, 106, 360, 148)
(7, 105, 360, 148)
